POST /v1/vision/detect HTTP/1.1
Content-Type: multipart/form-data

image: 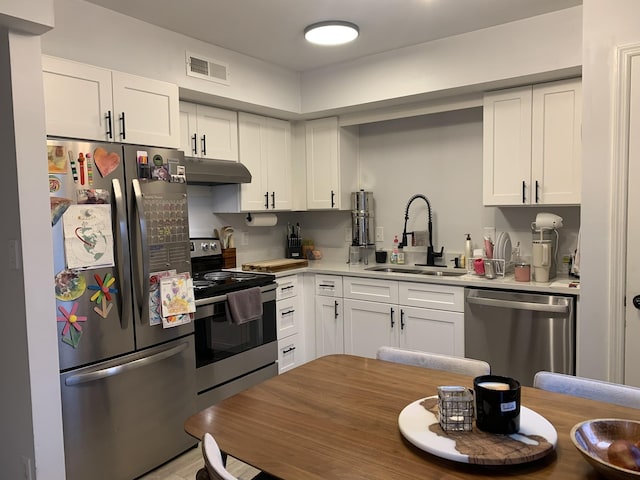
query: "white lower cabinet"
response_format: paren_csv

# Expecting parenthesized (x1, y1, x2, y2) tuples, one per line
(315, 275, 344, 356)
(342, 277, 464, 358)
(276, 275, 303, 373)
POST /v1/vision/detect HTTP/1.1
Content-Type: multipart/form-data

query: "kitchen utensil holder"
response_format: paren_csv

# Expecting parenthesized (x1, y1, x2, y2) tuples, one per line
(286, 236, 302, 259)
(437, 386, 474, 432)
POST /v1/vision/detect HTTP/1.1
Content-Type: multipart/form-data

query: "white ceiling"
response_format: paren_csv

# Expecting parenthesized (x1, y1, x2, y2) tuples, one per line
(85, 0, 581, 72)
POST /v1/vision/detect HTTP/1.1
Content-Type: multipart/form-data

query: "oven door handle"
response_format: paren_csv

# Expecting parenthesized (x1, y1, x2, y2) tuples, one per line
(195, 283, 277, 308)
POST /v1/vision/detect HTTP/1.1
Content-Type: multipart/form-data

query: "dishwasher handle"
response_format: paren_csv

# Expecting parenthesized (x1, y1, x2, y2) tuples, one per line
(466, 295, 569, 313)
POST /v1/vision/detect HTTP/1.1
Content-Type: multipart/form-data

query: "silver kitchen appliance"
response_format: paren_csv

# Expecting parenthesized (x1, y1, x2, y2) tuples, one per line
(190, 238, 278, 411)
(464, 288, 575, 387)
(350, 190, 375, 264)
(531, 212, 563, 280)
(49, 139, 196, 480)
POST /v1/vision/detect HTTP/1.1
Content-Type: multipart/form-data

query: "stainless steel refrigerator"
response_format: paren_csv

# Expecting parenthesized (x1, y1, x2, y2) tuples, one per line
(48, 139, 196, 480)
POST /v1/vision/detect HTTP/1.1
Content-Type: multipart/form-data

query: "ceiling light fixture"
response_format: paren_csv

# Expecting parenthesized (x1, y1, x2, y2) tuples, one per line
(304, 21, 359, 46)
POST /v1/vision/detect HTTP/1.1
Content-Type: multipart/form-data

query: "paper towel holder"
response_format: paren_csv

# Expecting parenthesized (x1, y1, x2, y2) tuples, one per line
(246, 212, 252, 222)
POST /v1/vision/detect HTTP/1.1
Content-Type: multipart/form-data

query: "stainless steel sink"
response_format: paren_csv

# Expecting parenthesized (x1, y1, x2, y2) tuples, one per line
(364, 266, 466, 277)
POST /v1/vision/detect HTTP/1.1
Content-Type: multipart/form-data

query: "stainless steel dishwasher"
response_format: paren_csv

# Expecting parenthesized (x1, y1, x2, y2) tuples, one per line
(464, 288, 575, 387)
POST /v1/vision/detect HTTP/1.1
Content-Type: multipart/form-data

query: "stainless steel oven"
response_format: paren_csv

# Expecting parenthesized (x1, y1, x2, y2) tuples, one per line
(190, 238, 278, 410)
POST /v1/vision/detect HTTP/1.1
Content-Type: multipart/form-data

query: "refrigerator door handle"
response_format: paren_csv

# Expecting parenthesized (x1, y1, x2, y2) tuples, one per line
(64, 340, 190, 386)
(113, 178, 132, 328)
(132, 179, 150, 316)
(466, 295, 569, 313)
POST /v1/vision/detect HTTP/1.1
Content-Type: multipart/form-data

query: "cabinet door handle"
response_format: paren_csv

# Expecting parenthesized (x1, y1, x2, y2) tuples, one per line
(106, 110, 113, 139)
(331, 190, 336, 208)
(201, 135, 207, 156)
(281, 285, 294, 292)
(535, 180, 540, 203)
(282, 346, 296, 354)
(191, 134, 198, 155)
(264, 192, 269, 209)
(334, 300, 339, 319)
(119, 112, 126, 140)
(390, 307, 395, 327)
(522, 180, 526, 204)
(282, 309, 295, 316)
(400, 309, 405, 330)
(271, 192, 275, 209)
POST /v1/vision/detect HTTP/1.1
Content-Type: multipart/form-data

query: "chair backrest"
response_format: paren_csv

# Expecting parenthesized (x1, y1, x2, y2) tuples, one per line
(376, 346, 490, 377)
(533, 371, 640, 409)
(202, 433, 237, 480)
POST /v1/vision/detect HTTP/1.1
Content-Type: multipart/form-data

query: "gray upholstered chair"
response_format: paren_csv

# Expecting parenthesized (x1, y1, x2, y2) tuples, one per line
(533, 371, 640, 409)
(376, 346, 490, 377)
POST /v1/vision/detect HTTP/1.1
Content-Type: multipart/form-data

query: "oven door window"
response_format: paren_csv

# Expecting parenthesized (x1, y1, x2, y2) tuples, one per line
(195, 299, 276, 368)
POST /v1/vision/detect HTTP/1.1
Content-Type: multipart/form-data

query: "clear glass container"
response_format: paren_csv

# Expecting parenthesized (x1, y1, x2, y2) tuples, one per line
(437, 386, 474, 432)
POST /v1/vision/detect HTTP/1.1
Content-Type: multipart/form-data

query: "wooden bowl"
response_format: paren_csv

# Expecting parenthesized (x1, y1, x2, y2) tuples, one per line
(571, 419, 640, 480)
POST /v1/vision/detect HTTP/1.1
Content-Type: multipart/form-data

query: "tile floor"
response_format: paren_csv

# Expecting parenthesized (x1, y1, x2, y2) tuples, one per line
(138, 444, 260, 480)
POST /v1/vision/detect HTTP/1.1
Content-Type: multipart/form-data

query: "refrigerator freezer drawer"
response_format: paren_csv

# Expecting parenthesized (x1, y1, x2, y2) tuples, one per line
(60, 335, 197, 480)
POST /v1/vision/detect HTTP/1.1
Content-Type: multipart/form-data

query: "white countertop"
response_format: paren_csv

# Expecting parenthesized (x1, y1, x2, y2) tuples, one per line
(271, 260, 580, 296)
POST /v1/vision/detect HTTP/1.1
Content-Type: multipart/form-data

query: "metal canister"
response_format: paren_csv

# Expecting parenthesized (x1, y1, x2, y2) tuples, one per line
(351, 190, 375, 246)
(483, 259, 496, 279)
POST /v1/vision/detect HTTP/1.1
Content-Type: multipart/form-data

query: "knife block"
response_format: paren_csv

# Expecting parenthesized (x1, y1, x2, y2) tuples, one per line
(222, 248, 236, 268)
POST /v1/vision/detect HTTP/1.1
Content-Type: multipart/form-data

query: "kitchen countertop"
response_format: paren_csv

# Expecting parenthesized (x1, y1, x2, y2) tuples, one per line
(270, 260, 580, 296)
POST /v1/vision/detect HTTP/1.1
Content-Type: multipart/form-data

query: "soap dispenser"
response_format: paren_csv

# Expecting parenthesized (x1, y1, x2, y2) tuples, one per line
(390, 235, 399, 264)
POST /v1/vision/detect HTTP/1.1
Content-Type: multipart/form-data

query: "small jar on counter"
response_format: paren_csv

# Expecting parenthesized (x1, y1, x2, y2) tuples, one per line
(514, 262, 531, 282)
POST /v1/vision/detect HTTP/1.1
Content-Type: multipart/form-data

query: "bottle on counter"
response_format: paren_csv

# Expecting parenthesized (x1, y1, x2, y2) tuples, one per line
(397, 244, 405, 265)
(390, 235, 399, 264)
(464, 233, 473, 271)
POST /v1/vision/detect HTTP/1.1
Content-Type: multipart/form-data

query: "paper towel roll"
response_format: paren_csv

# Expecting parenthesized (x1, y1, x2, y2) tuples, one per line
(245, 213, 278, 227)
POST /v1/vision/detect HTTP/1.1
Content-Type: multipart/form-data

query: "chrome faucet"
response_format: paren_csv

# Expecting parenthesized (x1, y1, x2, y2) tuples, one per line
(400, 194, 444, 266)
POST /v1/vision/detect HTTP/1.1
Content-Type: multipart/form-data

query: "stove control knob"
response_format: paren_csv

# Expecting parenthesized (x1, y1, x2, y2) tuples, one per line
(210, 242, 218, 250)
(201, 243, 210, 251)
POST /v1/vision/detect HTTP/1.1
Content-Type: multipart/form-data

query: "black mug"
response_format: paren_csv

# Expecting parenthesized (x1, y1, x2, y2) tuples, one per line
(474, 375, 521, 434)
(375, 250, 387, 263)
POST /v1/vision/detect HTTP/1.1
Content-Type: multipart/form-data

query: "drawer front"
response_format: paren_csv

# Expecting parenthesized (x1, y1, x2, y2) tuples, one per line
(276, 274, 299, 300)
(278, 335, 300, 374)
(343, 276, 399, 303)
(399, 282, 464, 312)
(276, 296, 300, 339)
(315, 274, 343, 297)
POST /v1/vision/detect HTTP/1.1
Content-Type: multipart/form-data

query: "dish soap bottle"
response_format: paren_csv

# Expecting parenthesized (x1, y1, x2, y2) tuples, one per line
(390, 235, 399, 264)
(464, 233, 473, 272)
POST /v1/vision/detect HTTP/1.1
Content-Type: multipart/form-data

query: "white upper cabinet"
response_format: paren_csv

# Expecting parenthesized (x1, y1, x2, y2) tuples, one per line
(238, 112, 292, 211)
(179, 102, 238, 161)
(43, 55, 180, 148)
(305, 117, 358, 210)
(483, 78, 582, 206)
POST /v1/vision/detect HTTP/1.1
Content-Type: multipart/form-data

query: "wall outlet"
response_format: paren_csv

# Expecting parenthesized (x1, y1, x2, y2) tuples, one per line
(240, 231, 248, 246)
(375, 227, 384, 242)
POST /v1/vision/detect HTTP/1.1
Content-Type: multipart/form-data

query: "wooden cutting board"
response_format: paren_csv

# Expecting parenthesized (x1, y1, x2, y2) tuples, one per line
(242, 258, 308, 273)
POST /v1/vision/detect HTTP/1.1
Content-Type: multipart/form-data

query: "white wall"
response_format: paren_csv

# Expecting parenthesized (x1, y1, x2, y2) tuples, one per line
(0, 26, 65, 480)
(42, 0, 301, 116)
(301, 7, 582, 114)
(578, 0, 640, 381)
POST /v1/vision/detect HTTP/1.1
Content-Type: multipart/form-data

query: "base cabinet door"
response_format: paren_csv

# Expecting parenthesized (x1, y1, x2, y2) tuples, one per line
(344, 299, 397, 358)
(315, 296, 343, 356)
(398, 306, 464, 357)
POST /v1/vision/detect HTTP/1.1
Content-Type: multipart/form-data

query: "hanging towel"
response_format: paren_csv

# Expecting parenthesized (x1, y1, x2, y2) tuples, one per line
(226, 287, 263, 325)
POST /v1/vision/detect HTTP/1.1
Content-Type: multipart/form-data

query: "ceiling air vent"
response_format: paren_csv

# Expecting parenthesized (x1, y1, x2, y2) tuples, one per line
(186, 51, 230, 85)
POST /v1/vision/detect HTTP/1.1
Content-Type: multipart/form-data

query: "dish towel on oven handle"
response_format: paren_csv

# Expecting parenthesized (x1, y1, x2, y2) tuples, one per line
(226, 286, 263, 325)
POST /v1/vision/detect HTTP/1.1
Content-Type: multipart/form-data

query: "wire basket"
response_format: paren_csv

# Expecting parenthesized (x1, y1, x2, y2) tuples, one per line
(437, 386, 474, 432)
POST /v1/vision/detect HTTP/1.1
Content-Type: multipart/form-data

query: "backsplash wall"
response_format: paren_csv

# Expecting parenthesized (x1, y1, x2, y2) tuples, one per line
(188, 108, 580, 272)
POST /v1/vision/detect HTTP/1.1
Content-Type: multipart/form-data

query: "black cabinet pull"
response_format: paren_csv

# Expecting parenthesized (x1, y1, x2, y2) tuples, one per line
(633, 295, 640, 309)
(334, 300, 339, 319)
(331, 190, 335, 208)
(106, 110, 113, 139)
(281, 285, 294, 292)
(191, 134, 198, 155)
(264, 192, 269, 209)
(281, 309, 295, 316)
(271, 192, 275, 209)
(400, 310, 405, 330)
(119, 112, 126, 140)
(535, 180, 540, 203)
(390, 307, 395, 327)
(522, 180, 526, 204)
(201, 135, 207, 156)
(282, 346, 296, 354)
